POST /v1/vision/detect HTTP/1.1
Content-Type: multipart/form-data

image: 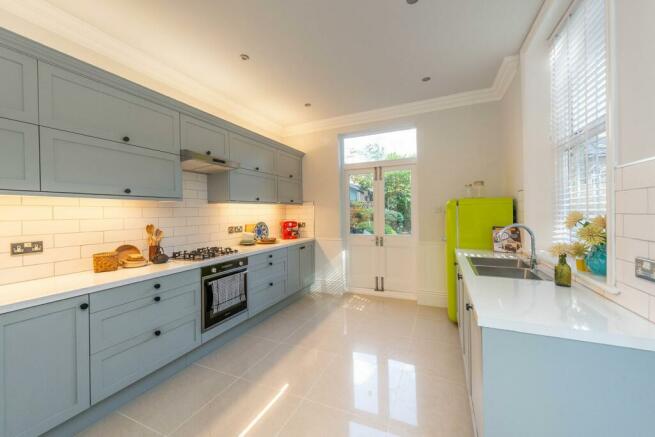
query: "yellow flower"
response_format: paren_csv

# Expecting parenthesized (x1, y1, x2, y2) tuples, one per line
(565, 211, 584, 229)
(591, 215, 606, 230)
(577, 224, 606, 246)
(567, 241, 588, 258)
(549, 243, 570, 257)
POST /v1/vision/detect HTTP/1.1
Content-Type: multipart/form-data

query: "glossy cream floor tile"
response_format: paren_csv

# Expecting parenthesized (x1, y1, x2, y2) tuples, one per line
(118, 365, 236, 435)
(77, 412, 161, 436)
(79, 293, 472, 437)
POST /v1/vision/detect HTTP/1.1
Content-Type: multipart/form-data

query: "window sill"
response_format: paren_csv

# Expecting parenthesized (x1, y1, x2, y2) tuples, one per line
(534, 251, 620, 296)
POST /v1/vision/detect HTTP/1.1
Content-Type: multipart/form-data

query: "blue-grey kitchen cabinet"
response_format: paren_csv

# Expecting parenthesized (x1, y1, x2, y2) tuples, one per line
(180, 114, 230, 160)
(0, 45, 38, 124)
(0, 295, 90, 437)
(300, 242, 315, 289)
(276, 150, 302, 180)
(228, 132, 276, 174)
(277, 178, 303, 204)
(39, 127, 182, 199)
(0, 118, 40, 191)
(286, 242, 315, 295)
(286, 245, 302, 295)
(208, 169, 277, 203)
(38, 62, 180, 155)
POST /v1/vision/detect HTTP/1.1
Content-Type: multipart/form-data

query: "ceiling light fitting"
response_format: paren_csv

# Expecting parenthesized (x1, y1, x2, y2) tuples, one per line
(304, 103, 312, 107)
(421, 76, 431, 82)
(240, 53, 250, 61)
(407, 0, 418, 4)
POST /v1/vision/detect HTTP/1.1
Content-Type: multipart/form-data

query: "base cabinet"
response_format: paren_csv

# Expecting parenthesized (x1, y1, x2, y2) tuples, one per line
(459, 279, 482, 436)
(300, 242, 315, 289)
(0, 296, 90, 437)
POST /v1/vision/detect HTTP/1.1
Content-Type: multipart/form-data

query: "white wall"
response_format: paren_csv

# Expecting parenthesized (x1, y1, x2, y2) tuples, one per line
(284, 99, 514, 305)
(500, 71, 524, 214)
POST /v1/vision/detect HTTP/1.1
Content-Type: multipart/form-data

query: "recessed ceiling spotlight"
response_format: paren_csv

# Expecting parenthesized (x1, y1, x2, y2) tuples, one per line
(304, 103, 312, 107)
(421, 76, 431, 82)
(407, 0, 418, 4)
(240, 53, 250, 61)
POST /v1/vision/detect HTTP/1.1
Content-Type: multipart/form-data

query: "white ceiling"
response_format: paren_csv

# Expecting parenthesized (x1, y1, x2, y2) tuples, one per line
(44, 0, 542, 129)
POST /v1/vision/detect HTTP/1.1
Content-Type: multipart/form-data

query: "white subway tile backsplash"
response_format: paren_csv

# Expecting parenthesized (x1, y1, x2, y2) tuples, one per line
(611, 281, 650, 318)
(622, 159, 655, 190)
(615, 214, 624, 237)
(0, 173, 314, 285)
(616, 259, 655, 296)
(615, 189, 648, 214)
(615, 237, 649, 262)
(623, 215, 655, 241)
(648, 188, 655, 214)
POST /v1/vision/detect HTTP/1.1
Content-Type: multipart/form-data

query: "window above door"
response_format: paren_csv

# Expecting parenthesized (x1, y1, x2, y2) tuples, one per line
(343, 128, 417, 166)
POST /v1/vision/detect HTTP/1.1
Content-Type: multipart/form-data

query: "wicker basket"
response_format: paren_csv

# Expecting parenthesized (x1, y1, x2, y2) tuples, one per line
(93, 251, 119, 273)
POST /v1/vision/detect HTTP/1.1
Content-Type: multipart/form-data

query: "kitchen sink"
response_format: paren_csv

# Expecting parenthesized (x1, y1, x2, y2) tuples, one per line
(472, 265, 544, 280)
(468, 257, 531, 269)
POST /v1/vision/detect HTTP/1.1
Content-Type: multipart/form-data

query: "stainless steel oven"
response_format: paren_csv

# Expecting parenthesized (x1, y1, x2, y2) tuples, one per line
(201, 258, 248, 332)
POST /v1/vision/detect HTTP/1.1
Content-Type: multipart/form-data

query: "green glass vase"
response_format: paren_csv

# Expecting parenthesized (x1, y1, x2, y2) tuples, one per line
(554, 254, 572, 287)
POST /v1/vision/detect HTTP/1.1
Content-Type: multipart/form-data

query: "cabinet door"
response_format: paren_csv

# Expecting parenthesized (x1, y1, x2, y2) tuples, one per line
(287, 245, 301, 295)
(38, 62, 180, 154)
(40, 127, 182, 199)
(0, 46, 38, 123)
(277, 151, 302, 180)
(0, 295, 90, 437)
(277, 178, 302, 204)
(0, 118, 39, 191)
(229, 133, 276, 174)
(300, 243, 315, 289)
(462, 283, 472, 394)
(229, 169, 277, 203)
(249, 278, 286, 316)
(470, 308, 484, 436)
(180, 114, 229, 159)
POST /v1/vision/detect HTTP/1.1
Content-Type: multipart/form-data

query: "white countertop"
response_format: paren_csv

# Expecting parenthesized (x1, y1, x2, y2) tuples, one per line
(0, 238, 314, 315)
(458, 249, 655, 352)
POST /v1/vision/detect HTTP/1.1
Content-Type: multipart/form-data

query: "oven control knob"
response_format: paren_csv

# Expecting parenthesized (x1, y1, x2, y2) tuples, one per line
(211, 267, 217, 273)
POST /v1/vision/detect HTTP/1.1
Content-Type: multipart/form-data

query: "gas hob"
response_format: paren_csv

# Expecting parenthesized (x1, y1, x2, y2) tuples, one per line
(171, 247, 238, 261)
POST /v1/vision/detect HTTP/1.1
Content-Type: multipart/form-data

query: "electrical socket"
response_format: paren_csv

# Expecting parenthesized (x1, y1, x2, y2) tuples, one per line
(298, 222, 306, 228)
(11, 241, 44, 255)
(227, 226, 244, 234)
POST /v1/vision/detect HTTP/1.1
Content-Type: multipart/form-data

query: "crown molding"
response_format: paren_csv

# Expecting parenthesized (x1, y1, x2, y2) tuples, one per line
(0, 0, 284, 139)
(283, 55, 519, 138)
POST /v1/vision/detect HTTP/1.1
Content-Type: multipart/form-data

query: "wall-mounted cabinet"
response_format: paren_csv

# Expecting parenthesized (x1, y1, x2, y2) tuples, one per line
(0, 45, 38, 124)
(277, 150, 302, 180)
(277, 178, 302, 204)
(38, 62, 180, 155)
(40, 127, 182, 198)
(0, 295, 90, 437)
(229, 133, 276, 174)
(180, 114, 229, 160)
(0, 118, 40, 191)
(208, 169, 277, 203)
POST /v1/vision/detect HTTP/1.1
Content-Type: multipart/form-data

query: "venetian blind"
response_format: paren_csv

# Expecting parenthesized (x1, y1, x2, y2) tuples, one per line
(551, 0, 607, 242)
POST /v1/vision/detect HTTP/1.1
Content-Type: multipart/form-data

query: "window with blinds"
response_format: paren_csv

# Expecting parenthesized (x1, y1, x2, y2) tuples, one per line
(550, 0, 607, 242)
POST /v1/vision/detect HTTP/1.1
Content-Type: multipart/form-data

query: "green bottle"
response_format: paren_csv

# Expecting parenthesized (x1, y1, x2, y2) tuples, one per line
(554, 254, 572, 287)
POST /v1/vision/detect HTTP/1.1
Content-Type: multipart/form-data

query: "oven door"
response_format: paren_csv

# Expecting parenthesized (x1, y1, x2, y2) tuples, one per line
(202, 267, 248, 331)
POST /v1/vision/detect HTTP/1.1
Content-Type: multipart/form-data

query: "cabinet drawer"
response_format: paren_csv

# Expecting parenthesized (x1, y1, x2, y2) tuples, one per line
(249, 278, 286, 316)
(90, 312, 200, 404)
(249, 259, 286, 287)
(0, 118, 39, 191)
(249, 248, 287, 267)
(90, 269, 199, 312)
(277, 178, 302, 204)
(277, 151, 302, 180)
(90, 283, 199, 353)
(40, 127, 182, 199)
(180, 114, 229, 159)
(229, 169, 277, 203)
(228, 133, 276, 174)
(0, 45, 38, 124)
(38, 62, 180, 154)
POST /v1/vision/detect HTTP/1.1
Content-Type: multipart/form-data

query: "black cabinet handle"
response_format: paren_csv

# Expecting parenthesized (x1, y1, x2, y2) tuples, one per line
(269, 262, 274, 266)
(290, 200, 294, 203)
(124, 188, 132, 194)
(466, 303, 473, 311)
(154, 330, 162, 336)
(153, 296, 161, 302)
(80, 303, 89, 310)
(289, 174, 293, 178)
(269, 282, 274, 287)
(300, 246, 306, 250)
(154, 283, 161, 289)
(457, 273, 463, 280)
(255, 197, 260, 201)
(122, 136, 130, 142)
(268, 254, 273, 258)
(255, 166, 260, 171)
(206, 150, 211, 155)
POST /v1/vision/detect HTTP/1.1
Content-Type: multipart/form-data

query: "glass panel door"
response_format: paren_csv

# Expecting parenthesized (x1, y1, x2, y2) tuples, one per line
(348, 171, 375, 235)
(383, 168, 412, 235)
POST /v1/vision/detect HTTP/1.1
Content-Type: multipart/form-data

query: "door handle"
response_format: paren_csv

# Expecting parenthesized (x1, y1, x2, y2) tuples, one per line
(380, 236, 384, 247)
(375, 236, 379, 246)
(375, 276, 379, 291)
(381, 277, 384, 291)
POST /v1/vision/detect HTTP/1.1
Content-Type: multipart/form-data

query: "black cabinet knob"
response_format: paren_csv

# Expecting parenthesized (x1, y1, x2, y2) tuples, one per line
(269, 262, 273, 266)
(289, 174, 293, 178)
(154, 283, 161, 289)
(290, 200, 294, 203)
(268, 254, 273, 258)
(153, 296, 161, 302)
(206, 151, 211, 155)
(255, 197, 260, 201)
(269, 282, 274, 287)
(122, 136, 130, 142)
(154, 330, 161, 336)
(255, 166, 260, 171)
(465, 303, 473, 311)
(124, 188, 132, 194)
(80, 303, 89, 310)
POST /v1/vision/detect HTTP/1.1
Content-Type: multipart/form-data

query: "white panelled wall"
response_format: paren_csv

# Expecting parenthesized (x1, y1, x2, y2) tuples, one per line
(0, 172, 314, 286)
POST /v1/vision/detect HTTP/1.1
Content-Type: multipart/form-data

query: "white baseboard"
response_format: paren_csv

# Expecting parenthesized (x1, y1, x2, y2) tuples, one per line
(345, 287, 417, 302)
(417, 290, 447, 307)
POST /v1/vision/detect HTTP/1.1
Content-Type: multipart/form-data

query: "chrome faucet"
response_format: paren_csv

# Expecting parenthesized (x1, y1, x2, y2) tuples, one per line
(495, 223, 537, 270)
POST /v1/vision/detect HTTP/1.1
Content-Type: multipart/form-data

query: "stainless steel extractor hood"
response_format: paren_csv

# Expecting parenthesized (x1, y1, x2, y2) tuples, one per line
(180, 150, 240, 174)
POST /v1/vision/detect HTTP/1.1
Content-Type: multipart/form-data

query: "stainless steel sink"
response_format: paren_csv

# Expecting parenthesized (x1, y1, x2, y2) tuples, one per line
(473, 266, 543, 280)
(468, 257, 530, 269)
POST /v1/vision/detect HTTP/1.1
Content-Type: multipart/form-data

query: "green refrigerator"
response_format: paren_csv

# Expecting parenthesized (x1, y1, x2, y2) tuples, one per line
(445, 197, 514, 322)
